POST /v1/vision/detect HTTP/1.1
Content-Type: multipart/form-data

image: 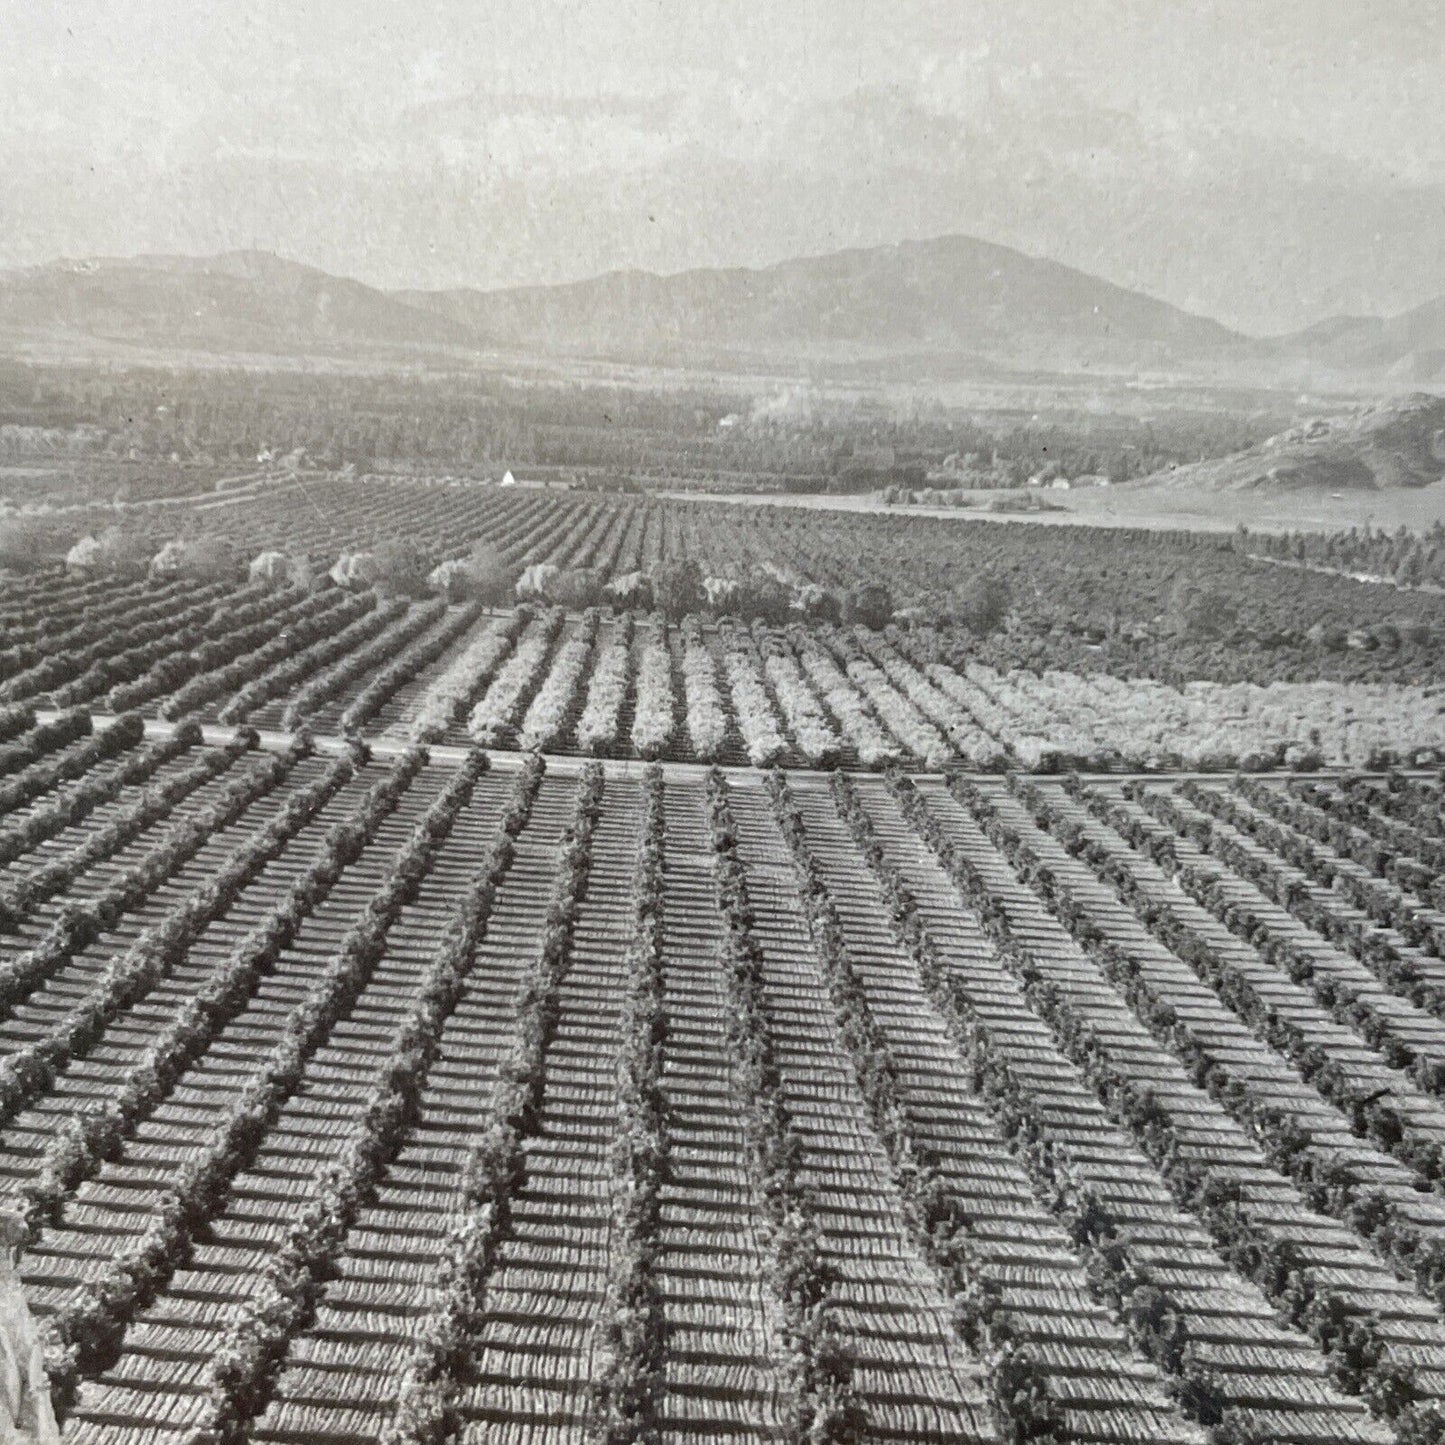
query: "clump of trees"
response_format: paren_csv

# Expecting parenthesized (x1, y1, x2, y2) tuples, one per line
(149, 537, 240, 583)
(1239, 520, 1445, 591)
(0, 356, 1280, 483)
(65, 527, 152, 578)
(953, 575, 1012, 635)
(431, 541, 519, 604)
(1166, 577, 1238, 642)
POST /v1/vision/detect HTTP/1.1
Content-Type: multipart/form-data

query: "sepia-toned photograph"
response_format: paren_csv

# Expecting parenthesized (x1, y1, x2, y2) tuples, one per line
(1, 2, 1444, 1441)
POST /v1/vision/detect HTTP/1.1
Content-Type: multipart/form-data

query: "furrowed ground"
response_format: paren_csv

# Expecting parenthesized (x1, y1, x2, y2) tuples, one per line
(1, 475, 1444, 1444)
(1, 725, 1445, 1443)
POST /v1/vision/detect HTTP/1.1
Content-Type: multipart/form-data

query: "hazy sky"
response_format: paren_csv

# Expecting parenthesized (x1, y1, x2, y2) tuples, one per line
(3, 1, 1442, 331)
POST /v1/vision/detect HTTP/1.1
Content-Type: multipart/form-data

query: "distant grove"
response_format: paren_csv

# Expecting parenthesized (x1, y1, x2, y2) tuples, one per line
(0, 359, 1283, 487)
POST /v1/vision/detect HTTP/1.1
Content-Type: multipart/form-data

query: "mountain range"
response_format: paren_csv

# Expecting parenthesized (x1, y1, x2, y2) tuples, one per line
(2, 235, 1444, 387)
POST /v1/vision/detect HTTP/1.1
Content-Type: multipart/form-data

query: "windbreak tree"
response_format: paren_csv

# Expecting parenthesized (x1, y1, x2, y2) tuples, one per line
(731, 573, 793, 627)
(370, 538, 430, 598)
(1167, 577, 1238, 642)
(792, 582, 841, 624)
(845, 581, 893, 631)
(149, 536, 240, 583)
(652, 558, 704, 621)
(546, 567, 603, 609)
(68, 527, 152, 578)
(953, 574, 1011, 635)
(459, 541, 517, 604)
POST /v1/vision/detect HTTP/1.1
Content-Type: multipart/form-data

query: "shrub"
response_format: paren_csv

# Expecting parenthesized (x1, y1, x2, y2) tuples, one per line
(370, 538, 430, 598)
(845, 582, 893, 631)
(651, 559, 704, 621)
(545, 566, 603, 609)
(951, 573, 1012, 634)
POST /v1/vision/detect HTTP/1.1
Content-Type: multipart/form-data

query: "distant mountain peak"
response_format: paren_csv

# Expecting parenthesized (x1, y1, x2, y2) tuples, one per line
(395, 230, 1245, 372)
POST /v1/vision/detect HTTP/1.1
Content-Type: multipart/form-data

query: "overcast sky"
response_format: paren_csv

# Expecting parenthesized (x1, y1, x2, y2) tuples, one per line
(2, 1, 1441, 332)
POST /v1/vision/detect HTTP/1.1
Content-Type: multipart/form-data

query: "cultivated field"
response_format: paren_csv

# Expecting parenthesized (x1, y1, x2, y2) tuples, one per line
(5, 477, 1445, 771)
(3, 576, 1443, 772)
(0, 725, 1444, 1442)
(2, 474, 1445, 1443)
(15, 476, 1445, 661)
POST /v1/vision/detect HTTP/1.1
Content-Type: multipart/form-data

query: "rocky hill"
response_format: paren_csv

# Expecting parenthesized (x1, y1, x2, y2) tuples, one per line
(1143, 392, 1445, 491)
